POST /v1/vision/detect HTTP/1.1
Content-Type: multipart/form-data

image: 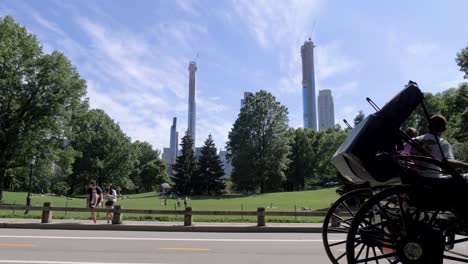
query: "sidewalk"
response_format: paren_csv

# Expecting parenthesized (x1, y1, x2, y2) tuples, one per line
(0, 218, 323, 233)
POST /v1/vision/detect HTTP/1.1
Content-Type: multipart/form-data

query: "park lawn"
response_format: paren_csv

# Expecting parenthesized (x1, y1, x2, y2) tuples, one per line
(0, 189, 338, 223)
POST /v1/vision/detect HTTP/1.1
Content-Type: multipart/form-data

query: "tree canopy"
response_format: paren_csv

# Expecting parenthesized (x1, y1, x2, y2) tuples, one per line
(227, 90, 290, 193)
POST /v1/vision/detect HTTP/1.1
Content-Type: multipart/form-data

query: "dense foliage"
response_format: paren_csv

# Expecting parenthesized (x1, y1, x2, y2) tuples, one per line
(194, 135, 225, 195)
(171, 132, 197, 195)
(0, 16, 167, 200)
(227, 91, 291, 193)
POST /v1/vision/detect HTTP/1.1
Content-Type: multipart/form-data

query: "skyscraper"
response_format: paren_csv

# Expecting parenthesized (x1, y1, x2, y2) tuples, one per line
(318, 89, 335, 131)
(301, 39, 317, 130)
(169, 117, 178, 164)
(240, 92, 253, 108)
(188, 61, 197, 147)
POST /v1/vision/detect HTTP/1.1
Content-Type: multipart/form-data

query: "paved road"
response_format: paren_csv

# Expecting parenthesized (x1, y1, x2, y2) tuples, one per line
(0, 229, 466, 263)
(0, 229, 332, 264)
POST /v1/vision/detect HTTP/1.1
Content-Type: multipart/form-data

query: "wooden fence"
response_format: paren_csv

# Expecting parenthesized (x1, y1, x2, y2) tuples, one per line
(0, 203, 328, 227)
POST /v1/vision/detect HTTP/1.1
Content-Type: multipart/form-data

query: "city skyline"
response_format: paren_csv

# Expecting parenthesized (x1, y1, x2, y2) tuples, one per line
(4, 1, 467, 151)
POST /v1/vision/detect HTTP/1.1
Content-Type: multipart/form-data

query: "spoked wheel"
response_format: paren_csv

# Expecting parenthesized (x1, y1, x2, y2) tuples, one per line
(346, 185, 468, 264)
(322, 188, 374, 263)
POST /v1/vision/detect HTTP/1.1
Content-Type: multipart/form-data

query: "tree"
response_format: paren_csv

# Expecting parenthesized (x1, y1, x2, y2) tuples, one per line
(0, 16, 87, 201)
(130, 141, 164, 192)
(69, 109, 136, 194)
(227, 90, 290, 193)
(286, 128, 347, 191)
(353, 110, 365, 126)
(456, 46, 468, 79)
(139, 159, 169, 192)
(171, 132, 197, 195)
(194, 135, 225, 195)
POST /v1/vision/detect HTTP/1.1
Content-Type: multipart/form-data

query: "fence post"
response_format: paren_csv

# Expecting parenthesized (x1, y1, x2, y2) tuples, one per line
(41, 202, 52, 223)
(257, 207, 265, 227)
(184, 207, 192, 226)
(112, 205, 123, 225)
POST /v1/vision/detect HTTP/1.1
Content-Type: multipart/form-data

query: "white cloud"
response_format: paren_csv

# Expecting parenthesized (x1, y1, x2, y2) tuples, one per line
(315, 43, 357, 81)
(232, 0, 321, 49)
(175, 0, 201, 16)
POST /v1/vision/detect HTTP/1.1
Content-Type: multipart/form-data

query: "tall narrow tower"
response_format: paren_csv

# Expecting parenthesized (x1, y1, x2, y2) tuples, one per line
(169, 117, 178, 163)
(301, 39, 317, 130)
(188, 61, 197, 147)
(318, 89, 335, 131)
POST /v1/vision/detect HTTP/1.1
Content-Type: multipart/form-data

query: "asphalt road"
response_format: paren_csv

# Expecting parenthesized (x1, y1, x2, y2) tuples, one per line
(0, 229, 333, 264)
(1, 229, 466, 264)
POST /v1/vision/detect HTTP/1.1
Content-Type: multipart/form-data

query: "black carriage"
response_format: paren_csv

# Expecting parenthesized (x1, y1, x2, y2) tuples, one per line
(322, 82, 468, 264)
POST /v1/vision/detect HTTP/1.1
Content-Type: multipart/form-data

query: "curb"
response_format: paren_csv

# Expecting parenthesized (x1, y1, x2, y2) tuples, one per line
(0, 223, 322, 233)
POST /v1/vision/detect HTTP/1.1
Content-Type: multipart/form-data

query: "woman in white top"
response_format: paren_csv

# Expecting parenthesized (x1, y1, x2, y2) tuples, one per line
(105, 184, 117, 224)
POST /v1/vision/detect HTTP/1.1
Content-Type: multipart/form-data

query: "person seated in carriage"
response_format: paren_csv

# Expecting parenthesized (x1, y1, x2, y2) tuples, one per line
(412, 114, 468, 170)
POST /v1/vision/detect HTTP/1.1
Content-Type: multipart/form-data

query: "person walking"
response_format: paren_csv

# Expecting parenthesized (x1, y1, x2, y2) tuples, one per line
(184, 196, 188, 208)
(86, 180, 103, 223)
(177, 197, 181, 207)
(105, 184, 117, 224)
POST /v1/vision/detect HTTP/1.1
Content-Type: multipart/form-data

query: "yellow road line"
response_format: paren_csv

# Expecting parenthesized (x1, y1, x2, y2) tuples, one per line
(159, 247, 210, 251)
(0, 244, 33, 247)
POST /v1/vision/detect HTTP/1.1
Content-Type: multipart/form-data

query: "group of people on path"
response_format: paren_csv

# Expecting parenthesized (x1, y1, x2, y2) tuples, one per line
(86, 180, 117, 223)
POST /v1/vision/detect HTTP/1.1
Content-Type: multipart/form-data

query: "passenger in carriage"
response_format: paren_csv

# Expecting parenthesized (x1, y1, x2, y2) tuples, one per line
(401, 127, 418, 155)
(412, 115, 468, 170)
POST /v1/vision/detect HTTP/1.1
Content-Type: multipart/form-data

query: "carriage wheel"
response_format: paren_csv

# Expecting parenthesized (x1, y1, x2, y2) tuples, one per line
(346, 185, 468, 264)
(322, 188, 374, 263)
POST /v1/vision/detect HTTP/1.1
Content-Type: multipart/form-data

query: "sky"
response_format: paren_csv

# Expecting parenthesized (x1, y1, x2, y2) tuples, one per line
(1, 0, 467, 151)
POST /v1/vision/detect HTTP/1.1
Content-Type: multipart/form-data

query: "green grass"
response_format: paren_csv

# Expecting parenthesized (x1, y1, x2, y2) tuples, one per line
(0, 189, 338, 223)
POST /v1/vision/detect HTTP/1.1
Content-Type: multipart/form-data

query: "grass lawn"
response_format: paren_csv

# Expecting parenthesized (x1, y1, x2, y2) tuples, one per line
(0, 189, 338, 223)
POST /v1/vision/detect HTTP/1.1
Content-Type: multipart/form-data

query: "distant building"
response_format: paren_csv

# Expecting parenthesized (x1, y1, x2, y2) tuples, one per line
(188, 61, 197, 149)
(169, 117, 179, 164)
(301, 39, 317, 130)
(195, 147, 203, 158)
(241, 92, 253, 108)
(218, 150, 232, 179)
(163, 117, 179, 175)
(318, 89, 335, 130)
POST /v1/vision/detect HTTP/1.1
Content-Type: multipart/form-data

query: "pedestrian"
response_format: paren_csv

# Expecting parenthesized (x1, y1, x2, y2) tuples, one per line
(177, 197, 181, 207)
(105, 183, 117, 224)
(86, 180, 103, 223)
(164, 197, 167, 206)
(184, 196, 188, 208)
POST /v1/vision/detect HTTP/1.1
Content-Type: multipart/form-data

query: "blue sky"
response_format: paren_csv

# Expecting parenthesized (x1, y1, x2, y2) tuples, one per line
(1, 0, 467, 151)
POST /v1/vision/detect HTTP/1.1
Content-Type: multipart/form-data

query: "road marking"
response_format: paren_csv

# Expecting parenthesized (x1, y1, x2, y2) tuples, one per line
(160, 247, 210, 251)
(0, 244, 33, 247)
(0, 261, 163, 264)
(0, 235, 339, 243)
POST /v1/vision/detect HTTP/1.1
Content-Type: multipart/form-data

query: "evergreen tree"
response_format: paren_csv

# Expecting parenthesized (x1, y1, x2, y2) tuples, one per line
(171, 132, 197, 195)
(194, 135, 225, 195)
(353, 110, 365, 126)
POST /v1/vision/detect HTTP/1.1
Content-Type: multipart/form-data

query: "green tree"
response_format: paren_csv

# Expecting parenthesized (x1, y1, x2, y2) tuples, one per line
(0, 16, 86, 200)
(171, 132, 197, 195)
(456, 46, 468, 78)
(286, 128, 347, 191)
(194, 135, 225, 195)
(353, 110, 365, 126)
(139, 159, 169, 192)
(130, 141, 163, 192)
(69, 109, 136, 194)
(227, 90, 290, 193)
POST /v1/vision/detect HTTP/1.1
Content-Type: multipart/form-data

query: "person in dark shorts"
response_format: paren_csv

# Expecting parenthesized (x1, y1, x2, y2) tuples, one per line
(86, 180, 103, 223)
(105, 184, 117, 224)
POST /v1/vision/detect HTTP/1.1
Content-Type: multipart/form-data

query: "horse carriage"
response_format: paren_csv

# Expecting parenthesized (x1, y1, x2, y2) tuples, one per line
(322, 82, 468, 263)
